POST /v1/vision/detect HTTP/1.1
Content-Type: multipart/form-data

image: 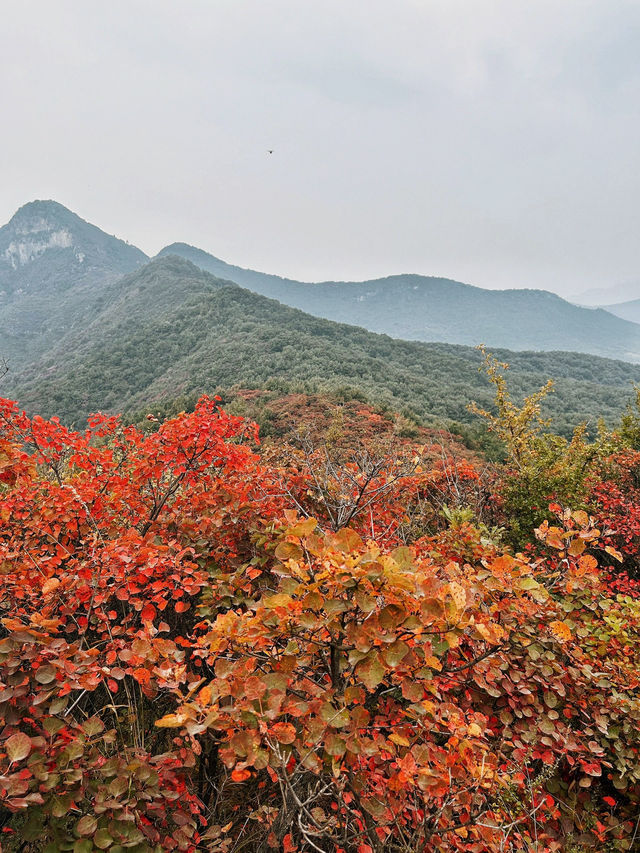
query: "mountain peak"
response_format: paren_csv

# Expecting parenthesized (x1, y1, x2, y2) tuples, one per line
(1, 200, 147, 278)
(11, 198, 73, 219)
(6, 200, 87, 238)
(158, 242, 224, 264)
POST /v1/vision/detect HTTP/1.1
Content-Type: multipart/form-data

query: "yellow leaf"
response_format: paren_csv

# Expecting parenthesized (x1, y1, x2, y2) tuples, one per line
(604, 545, 623, 563)
(389, 733, 410, 747)
(571, 510, 589, 528)
(287, 517, 318, 537)
(445, 582, 467, 615)
(274, 541, 303, 562)
(263, 593, 293, 609)
(550, 620, 572, 643)
(567, 538, 586, 557)
(155, 713, 188, 728)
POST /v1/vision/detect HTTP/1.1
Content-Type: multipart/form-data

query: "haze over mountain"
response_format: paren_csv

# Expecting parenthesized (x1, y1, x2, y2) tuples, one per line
(571, 279, 640, 308)
(159, 242, 640, 364)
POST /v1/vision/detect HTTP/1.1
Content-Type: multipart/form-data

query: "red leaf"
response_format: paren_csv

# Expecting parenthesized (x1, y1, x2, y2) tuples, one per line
(141, 603, 156, 622)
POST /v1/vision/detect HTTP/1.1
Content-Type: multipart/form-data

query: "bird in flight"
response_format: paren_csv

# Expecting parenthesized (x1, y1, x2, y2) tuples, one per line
(267, 149, 273, 154)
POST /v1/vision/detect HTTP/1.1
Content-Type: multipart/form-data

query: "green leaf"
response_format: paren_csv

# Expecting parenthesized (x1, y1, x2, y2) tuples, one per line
(109, 776, 129, 797)
(83, 717, 105, 737)
(49, 695, 69, 714)
(51, 795, 72, 817)
(43, 717, 65, 736)
(539, 717, 555, 735)
(324, 734, 346, 756)
(35, 664, 57, 684)
(94, 828, 113, 849)
(320, 704, 350, 728)
(381, 640, 409, 668)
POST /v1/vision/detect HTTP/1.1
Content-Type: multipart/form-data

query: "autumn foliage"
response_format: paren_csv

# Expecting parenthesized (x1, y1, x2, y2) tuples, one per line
(0, 395, 639, 852)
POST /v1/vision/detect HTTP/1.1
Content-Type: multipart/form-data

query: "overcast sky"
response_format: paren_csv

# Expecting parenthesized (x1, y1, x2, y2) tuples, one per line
(2, 1, 639, 296)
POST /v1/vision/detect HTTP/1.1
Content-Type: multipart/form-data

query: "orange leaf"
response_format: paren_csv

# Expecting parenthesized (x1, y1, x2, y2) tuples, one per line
(550, 620, 572, 642)
(271, 722, 296, 744)
(231, 768, 251, 782)
(42, 577, 60, 595)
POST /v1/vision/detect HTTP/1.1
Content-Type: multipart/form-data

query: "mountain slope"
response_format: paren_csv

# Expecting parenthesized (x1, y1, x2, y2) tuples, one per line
(5, 255, 640, 437)
(158, 243, 640, 363)
(0, 200, 148, 366)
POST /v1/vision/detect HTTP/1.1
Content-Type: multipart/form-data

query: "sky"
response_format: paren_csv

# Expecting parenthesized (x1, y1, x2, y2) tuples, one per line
(1, 0, 640, 297)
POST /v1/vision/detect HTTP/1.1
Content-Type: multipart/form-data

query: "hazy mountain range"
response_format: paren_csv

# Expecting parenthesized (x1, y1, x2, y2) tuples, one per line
(572, 279, 640, 308)
(3, 199, 640, 432)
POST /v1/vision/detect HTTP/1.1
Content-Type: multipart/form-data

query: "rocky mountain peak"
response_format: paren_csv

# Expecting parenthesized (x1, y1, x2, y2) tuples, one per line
(0, 200, 147, 286)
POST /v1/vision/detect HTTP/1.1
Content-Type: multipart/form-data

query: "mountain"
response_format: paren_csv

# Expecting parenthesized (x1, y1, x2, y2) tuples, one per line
(0, 200, 148, 366)
(5, 255, 640, 438)
(157, 243, 640, 363)
(571, 279, 640, 307)
(2, 202, 640, 440)
(601, 298, 640, 325)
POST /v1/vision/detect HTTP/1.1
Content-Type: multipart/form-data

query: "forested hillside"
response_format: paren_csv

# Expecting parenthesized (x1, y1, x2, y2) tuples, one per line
(159, 242, 640, 362)
(2, 201, 640, 376)
(5, 255, 640, 437)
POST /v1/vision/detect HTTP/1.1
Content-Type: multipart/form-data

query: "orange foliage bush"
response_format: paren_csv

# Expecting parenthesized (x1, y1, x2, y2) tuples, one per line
(0, 398, 638, 851)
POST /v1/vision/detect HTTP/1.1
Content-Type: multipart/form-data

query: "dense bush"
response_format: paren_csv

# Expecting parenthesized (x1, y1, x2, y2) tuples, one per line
(0, 395, 639, 851)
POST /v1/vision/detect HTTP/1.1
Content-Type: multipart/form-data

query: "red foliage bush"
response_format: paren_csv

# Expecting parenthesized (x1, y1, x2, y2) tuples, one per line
(0, 398, 638, 851)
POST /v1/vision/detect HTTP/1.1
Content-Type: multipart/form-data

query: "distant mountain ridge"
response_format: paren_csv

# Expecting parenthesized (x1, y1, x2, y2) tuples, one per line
(158, 242, 640, 363)
(603, 298, 640, 325)
(572, 279, 640, 307)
